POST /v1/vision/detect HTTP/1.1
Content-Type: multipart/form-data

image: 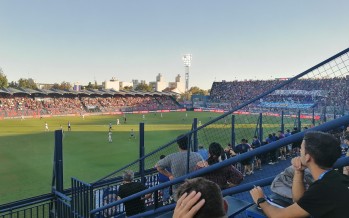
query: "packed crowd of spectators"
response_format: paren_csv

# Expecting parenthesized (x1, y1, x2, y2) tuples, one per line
(209, 77, 349, 111)
(0, 94, 181, 117)
(42, 97, 84, 115)
(155, 96, 181, 110)
(0, 96, 44, 116)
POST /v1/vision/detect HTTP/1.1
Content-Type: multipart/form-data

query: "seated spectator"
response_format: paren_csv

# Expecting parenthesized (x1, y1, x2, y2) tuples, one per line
(196, 142, 243, 189)
(250, 131, 349, 218)
(173, 177, 228, 218)
(197, 145, 209, 160)
(117, 170, 152, 217)
(156, 134, 203, 191)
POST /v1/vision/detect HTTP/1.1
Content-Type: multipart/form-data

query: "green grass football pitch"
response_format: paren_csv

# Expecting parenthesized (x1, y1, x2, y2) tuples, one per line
(0, 112, 217, 204)
(0, 111, 307, 204)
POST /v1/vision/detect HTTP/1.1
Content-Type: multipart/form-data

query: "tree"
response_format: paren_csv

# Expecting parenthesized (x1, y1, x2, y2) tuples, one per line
(0, 68, 8, 88)
(189, 86, 208, 95)
(85, 82, 94, 89)
(8, 81, 19, 88)
(52, 82, 72, 90)
(122, 86, 133, 91)
(134, 83, 153, 92)
(52, 83, 60, 89)
(178, 86, 210, 101)
(18, 78, 38, 89)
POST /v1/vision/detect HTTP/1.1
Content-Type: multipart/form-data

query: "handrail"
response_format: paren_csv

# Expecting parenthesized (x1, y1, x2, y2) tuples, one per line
(90, 113, 349, 215)
(128, 156, 349, 218)
(54, 190, 72, 202)
(93, 47, 349, 182)
(0, 193, 54, 213)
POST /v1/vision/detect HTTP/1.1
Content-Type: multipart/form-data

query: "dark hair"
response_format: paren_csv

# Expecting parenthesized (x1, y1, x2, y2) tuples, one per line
(123, 170, 134, 182)
(303, 131, 341, 169)
(207, 142, 225, 165)
(176, 177, 226, 218)
(160, 154, 166, 159)
(177, 134, 189, 150)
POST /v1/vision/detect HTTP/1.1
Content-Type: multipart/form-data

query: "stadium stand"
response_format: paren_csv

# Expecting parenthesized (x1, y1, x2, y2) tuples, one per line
(1, 48, 349, 218)
(0, 89, 182, 118)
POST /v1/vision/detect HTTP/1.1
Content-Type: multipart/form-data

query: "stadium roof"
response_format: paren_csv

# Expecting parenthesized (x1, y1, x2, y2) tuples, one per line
(0, 87, 177, 97)
(18, 87, 42, 95)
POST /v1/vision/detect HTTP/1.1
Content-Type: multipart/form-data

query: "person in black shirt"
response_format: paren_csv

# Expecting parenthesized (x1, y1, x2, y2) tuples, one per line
(250, 131, 349, 218)
(234, 139, 253, 175)
(118, 170, 152, 217)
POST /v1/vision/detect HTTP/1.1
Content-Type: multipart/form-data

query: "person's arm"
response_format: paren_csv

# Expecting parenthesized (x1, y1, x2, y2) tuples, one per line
(250, 186, 310, 218)
(343, 166, 349, 175)
(292, 170, 306, 202)
(291, 157, 307, 202)
(156, 157, 175, 180)
(156, 166, 174, 180)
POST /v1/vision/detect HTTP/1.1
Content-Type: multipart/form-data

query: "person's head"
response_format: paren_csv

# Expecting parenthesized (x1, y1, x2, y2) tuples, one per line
(344, 135, 349, 145)
(176, 177, 227, 218)
(160, 154, 166, 160)
(177, 134, 189, 150)
(286, 129, 290, 133)
(253, 136, 258, 140)
(207, 142, 225, 165)
(241, 138, 247, 143)
(123, 170, 134, 182)
(301, 131, 341, 169)
(198, 145, 204, 149)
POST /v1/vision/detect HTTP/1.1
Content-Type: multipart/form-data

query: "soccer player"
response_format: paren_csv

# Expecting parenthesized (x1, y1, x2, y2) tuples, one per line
(108, 130, 112, 143)
(68, 121, 71, 131)
(129, 129, 136, 140)
(116, 118, 120, 125)
(109, 122, 112, 131)
(45, 122, 49, 132)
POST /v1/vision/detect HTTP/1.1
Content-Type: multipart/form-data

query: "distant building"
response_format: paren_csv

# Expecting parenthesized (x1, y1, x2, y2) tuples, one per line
(120, 81, 133, 90)
(73, 82, 82, 91)
(168, 74, 185, 93)
(103, 77, 120, 91)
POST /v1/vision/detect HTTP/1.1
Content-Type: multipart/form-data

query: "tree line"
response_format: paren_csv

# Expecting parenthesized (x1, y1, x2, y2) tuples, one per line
(0, 68, 209, 99)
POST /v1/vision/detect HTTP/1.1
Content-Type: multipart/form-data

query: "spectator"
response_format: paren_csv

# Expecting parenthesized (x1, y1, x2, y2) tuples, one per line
(250, 131, 349, 218)
(196, 142, 243, 189)
(234, 139, 253, 175)
(251, 136, 262, 170)
(173, 177, 228, 218)
(156, 155, 172, 205)
(278, 130, 286, 160)
(117, 170, 151, 217)
(343, 136, 349, 176)
(156, 134, 203, 191)
(291, 127, 301, 156)
(197, 145, 209, 160)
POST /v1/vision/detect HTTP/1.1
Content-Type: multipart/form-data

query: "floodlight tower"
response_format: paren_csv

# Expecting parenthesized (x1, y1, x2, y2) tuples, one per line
(182, 54, 192, 92)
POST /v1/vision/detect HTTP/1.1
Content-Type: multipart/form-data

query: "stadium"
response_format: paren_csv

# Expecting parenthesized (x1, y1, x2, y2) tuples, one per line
(1, 48, 349, 218)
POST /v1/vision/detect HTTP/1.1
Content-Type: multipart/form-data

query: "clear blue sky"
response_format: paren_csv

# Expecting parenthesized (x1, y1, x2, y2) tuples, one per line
(1, 0, 348, 90)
